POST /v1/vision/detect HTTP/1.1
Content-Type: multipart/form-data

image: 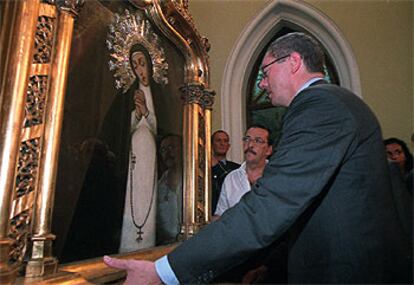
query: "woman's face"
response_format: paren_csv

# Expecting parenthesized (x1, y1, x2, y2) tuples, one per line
(131, 51, 149, 86)
(386, 143, 406, 169)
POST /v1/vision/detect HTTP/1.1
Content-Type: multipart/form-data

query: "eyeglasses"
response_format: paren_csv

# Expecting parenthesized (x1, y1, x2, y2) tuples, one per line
(242, 136, 268, 145)
(261, 54, 290, 79)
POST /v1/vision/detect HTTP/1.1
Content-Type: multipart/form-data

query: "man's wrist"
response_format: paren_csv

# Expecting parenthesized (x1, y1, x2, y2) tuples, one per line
(155, 256, 179, 285)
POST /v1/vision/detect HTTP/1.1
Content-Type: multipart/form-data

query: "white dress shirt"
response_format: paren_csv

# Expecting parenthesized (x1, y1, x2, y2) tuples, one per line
(215, 162, 250, 216)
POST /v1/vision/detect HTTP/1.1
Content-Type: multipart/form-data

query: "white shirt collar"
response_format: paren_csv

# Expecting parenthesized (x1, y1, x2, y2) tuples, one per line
(241, 159, 269, 174)
(295, 77, 324, 96)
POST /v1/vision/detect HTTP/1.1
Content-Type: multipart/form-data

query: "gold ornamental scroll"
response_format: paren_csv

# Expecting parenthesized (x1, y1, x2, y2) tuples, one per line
(0, 1, 41, 284)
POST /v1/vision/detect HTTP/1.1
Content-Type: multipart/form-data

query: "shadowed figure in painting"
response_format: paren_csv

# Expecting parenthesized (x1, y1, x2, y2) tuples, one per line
(156, 134, 183, 245)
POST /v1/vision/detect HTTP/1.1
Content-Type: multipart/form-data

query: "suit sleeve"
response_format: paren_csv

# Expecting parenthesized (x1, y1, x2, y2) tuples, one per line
(168, 90, 357, 284)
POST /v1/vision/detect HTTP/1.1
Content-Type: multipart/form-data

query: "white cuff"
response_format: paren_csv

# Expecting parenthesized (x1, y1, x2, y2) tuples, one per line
(155, 255, 179, 285)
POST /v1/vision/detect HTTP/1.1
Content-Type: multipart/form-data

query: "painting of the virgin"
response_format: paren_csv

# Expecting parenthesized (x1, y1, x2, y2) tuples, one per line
(51, 4, 184, 263)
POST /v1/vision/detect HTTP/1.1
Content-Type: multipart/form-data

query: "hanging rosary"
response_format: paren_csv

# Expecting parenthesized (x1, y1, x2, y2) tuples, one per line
(129, 150, 156, 242)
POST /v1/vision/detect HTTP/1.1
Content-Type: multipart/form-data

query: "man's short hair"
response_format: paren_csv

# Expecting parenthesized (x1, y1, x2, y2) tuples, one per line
(211, 130, 229, 142)
(246, 124, 273, 146)
(269, 32, 325, 74)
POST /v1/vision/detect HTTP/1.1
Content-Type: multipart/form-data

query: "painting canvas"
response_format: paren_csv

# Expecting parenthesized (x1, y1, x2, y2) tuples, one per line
(52, 0, 185, 263)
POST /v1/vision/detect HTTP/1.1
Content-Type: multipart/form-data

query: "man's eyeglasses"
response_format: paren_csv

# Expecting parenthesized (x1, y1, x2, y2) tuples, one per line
(242, 136, 268, 145)
(261, 54, 290, 79)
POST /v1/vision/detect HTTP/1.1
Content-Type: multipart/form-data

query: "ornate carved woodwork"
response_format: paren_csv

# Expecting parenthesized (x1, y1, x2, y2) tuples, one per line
(0, 0, 213, 283)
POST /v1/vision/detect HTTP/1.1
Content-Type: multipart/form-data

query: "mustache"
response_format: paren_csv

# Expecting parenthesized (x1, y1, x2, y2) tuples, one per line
(244, 148, 257, 155)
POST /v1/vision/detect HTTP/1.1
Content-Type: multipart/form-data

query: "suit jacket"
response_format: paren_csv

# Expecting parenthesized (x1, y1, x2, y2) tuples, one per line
(168, 83, 412, 283)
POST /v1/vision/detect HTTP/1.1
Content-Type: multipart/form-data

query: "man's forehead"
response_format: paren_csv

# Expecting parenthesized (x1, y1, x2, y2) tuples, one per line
(214, 132, 229, 140)
(261, 53, 275, 65)
(246, 127, 268, 137)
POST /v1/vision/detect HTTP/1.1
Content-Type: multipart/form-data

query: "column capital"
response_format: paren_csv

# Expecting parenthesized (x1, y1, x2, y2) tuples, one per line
(180, 83, 215, 109)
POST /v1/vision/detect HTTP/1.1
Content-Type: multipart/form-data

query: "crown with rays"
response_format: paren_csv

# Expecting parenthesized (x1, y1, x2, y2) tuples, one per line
(106, 9, 169, 93)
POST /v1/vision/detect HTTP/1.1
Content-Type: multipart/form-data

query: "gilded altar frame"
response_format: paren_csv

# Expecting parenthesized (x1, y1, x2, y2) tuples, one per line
(0, 0, 214, 284)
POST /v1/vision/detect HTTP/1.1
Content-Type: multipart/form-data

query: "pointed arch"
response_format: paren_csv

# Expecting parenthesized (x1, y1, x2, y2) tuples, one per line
(221, 0, 361, 161)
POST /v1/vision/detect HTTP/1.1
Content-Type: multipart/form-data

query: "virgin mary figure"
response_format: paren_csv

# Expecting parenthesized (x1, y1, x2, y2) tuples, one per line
(103, 13, 168, 252)
(118, 44, 158, 252)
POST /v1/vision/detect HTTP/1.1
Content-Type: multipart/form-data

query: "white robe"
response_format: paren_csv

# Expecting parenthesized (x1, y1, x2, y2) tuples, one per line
(119, 84, 157, 252)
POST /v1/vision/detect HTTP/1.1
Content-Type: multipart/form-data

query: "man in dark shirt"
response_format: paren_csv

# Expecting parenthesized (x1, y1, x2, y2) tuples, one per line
(211, 130, 240, 214)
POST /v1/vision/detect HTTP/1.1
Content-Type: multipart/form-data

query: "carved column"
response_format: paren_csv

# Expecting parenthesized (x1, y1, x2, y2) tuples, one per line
(200, 90, 215, 223)
(25, 0, 83, 278)
(0, 1, 41, 284)
(180, 84, 215, 239)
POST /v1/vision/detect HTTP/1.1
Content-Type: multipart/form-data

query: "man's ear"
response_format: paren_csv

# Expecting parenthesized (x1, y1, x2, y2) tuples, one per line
(266, 145, 273, 156)
(289, 52, 302, 73)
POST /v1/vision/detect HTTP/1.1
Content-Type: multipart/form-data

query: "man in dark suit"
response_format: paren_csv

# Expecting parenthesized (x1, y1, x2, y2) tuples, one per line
(104, 32, 412, 284)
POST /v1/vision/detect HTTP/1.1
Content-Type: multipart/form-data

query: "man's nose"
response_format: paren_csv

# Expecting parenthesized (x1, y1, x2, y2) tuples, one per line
(258, 78, 266, 90)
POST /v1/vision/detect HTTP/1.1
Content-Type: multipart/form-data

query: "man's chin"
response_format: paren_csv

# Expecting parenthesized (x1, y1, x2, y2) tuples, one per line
(244, 153, 257, 161)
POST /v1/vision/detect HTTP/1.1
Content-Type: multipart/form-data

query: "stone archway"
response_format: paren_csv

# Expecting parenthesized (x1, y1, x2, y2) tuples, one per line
(221, 0, 361, 161)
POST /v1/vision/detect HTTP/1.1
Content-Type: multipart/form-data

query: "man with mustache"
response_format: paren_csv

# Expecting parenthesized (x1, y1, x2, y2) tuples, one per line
(212, 125, 278, 283)
(213, 125, 272, 220)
